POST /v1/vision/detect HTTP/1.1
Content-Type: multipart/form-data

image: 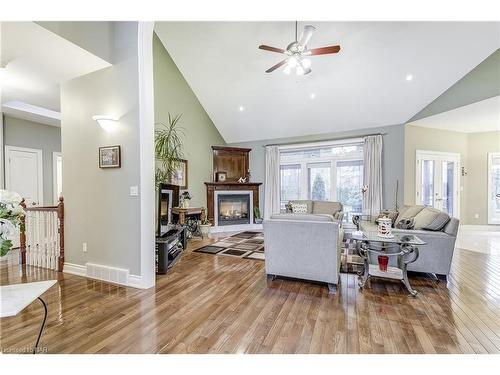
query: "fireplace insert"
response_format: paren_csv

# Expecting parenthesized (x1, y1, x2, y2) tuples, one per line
(217, 194, 250, 226)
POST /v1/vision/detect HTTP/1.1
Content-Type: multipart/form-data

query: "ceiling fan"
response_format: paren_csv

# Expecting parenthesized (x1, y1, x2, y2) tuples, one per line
(259, 22, 341, 75)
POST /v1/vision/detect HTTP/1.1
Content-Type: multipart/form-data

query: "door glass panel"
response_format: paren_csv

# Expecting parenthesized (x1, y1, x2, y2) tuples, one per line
(308, 163, 331, 201)
(441, 161, 455, 216)
(337, 160, 363, 220)
(421, 159, 434, 206)
(280, 164, 301, 210)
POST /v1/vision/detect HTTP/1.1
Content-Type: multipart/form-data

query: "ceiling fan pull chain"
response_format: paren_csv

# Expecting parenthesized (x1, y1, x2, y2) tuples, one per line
(295, 21, 298, 42)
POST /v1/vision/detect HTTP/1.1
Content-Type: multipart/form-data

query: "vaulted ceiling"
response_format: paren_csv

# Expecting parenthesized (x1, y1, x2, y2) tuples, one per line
(155, 22, 500, 143)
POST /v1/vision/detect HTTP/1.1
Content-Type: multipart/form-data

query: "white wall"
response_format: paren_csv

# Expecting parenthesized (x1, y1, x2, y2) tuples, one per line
(61, 22, 153, 281)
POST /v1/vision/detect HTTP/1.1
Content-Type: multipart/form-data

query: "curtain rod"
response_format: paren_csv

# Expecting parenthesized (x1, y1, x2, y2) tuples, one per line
(262, 132, 387, 148)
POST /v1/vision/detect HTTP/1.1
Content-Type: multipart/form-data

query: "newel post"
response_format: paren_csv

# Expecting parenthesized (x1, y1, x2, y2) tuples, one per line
(57, 196, 65, 272)
(20, 199, 27, 265)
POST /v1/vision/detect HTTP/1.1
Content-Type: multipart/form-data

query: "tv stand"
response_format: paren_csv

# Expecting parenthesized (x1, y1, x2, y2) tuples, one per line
(156, 226, 187, 274)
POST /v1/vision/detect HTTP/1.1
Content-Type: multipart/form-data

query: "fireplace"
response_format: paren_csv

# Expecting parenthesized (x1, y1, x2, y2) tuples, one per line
(217, 193, 251, 226)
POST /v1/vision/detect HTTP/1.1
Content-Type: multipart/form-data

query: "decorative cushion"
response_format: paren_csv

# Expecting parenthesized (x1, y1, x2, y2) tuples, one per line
(290, 203, 308, 214)
(288, 200, 313, 213)
(412, 207, 442, 229)
(375, 210, 399, 227)
(396, 218, 414, 229)
(285, 202, 293, 213)
(396, 205, 425, 223)
(422, 211, 451, 231)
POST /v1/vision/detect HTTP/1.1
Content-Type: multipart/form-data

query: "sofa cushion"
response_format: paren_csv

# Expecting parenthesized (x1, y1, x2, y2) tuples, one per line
(396, 205, 425, 223)
(412, 207, 442, 229)
(422, 211, 451, 231)
(270, 213, 335, 222)
(289, 200, 313, 213)
(312, 201, 342, 215)
(396, 218, 415, 229)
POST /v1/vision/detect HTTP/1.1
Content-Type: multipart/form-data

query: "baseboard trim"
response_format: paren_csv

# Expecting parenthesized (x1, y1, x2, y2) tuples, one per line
(128, 274, 143, 288)
(63, 262, 86, 277)
(459, 225, 500, 232)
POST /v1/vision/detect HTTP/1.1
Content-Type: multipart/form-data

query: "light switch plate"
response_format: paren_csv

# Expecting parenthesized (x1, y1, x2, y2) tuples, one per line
(130, 186, 139, 196)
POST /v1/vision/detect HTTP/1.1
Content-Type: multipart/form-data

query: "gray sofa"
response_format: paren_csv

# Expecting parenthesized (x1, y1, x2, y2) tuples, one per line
(263, 213, 343, 293)
(287, 200, 344, 224)
(354, 209, 459, 279)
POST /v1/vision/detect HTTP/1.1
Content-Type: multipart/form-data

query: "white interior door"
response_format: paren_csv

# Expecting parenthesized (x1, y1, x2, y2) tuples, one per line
(415, 150, 460, 218)
(488, 152, 500, 224)
(5, 146, 44, 206)
(53, 152, 63, 204)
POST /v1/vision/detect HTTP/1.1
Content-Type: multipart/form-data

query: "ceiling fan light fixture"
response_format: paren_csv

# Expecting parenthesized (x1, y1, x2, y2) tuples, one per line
(283, 65, 292, 75)
(288, 56, 298, 68)
(302, 58, 311, 69)
(296, 65, 305, 76)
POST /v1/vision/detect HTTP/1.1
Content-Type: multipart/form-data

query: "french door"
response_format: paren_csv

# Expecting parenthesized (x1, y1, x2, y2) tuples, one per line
(415, 150, 460, 218)
(488, 152, 500, 224)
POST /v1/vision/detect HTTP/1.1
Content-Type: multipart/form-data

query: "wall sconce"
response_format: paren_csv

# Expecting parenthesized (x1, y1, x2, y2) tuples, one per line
(92, 115, 119, 132)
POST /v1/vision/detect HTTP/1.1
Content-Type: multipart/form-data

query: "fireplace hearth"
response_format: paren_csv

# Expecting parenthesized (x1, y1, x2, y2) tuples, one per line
(217, 194, 250, 226)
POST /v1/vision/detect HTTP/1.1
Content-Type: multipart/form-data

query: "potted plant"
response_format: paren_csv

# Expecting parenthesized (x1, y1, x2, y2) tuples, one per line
(199, 216, 212, 238)
(254, 207, 263, 224)
(0, 190, 25, 258)
(155, 113, 184, 188)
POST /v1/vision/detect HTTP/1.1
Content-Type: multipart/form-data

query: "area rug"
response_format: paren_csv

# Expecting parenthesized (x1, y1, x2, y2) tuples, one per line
(193, 231, 265, 261)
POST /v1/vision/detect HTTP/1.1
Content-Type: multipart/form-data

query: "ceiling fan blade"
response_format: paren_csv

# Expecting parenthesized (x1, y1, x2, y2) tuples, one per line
(299, 25, 316, 46)
(306, 45, 341, 55)
(259, 45, 286, 54)
(266, 59, 288, 73)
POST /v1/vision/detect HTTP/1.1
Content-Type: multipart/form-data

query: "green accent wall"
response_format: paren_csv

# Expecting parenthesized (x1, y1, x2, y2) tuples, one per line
(153, 33, 226, 208)
(410, 49, 500, 121)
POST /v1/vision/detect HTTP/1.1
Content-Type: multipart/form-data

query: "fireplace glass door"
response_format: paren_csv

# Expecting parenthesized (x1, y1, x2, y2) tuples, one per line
(218, 194, 250, 226)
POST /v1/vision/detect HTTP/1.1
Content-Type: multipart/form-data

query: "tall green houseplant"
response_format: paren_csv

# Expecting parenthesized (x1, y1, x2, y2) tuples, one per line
(155, 113, 185, 187)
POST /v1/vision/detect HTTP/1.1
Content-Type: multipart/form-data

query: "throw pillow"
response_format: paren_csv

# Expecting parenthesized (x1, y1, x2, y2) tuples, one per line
(285, 202, 293, 213)
(291, 203, 308, 214)
(396, 205, 425, 223)
(413, 206, 443, 229)
(422, 211, 451, 231)
(396, 218, 414, 230)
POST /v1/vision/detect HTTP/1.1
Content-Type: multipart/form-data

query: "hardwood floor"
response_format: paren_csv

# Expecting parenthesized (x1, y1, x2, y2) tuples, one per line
(1, 235, 500, 354)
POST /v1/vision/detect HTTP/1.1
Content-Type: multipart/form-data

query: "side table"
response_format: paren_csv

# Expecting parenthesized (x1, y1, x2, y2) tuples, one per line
(352, 232, 425, 296)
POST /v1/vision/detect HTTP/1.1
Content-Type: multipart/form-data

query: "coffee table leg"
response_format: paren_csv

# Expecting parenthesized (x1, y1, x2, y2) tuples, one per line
(33, 297, 48, 354)
(401, 265, 418, 297)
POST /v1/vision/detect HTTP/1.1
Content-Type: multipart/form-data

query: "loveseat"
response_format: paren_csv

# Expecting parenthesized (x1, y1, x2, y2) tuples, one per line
(287, 200, 344, 224)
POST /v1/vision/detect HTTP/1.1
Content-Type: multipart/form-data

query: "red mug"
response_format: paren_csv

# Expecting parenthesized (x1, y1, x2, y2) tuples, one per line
(378, 255, 389, 272)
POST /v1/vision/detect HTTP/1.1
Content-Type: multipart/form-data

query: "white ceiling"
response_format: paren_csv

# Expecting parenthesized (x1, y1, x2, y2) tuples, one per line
(407, 95, 500, 133)
(155, 22, 500, 143)
(1, 22, 111, 113)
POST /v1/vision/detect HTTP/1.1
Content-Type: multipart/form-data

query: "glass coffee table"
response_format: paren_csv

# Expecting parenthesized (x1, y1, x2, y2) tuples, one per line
(352, 231, 426, 296)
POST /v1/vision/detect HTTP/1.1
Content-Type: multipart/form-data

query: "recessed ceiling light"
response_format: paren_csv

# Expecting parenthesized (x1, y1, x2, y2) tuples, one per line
(406, 74, 413, 81)
(238, 106, 245, 112)
(310, 93, 316, 99)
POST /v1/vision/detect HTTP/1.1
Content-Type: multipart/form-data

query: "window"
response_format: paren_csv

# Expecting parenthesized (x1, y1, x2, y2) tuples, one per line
(280, 164, 301, 209)
(279, 141, 364, 220)
(336, 160, 363, 218)
(308, 163, 331, 201)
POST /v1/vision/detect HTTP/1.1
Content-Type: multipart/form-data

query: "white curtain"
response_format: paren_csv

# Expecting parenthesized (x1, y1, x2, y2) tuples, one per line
(363, 135, 383, 217)
(264, 145, 281, 219)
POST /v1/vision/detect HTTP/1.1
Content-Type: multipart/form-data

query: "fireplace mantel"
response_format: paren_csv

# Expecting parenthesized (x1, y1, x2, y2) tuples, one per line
(205, 182, 262, 224)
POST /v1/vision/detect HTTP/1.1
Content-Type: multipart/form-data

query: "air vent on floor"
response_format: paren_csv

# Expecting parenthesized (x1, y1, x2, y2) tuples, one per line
(86, 263, 129, 286)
